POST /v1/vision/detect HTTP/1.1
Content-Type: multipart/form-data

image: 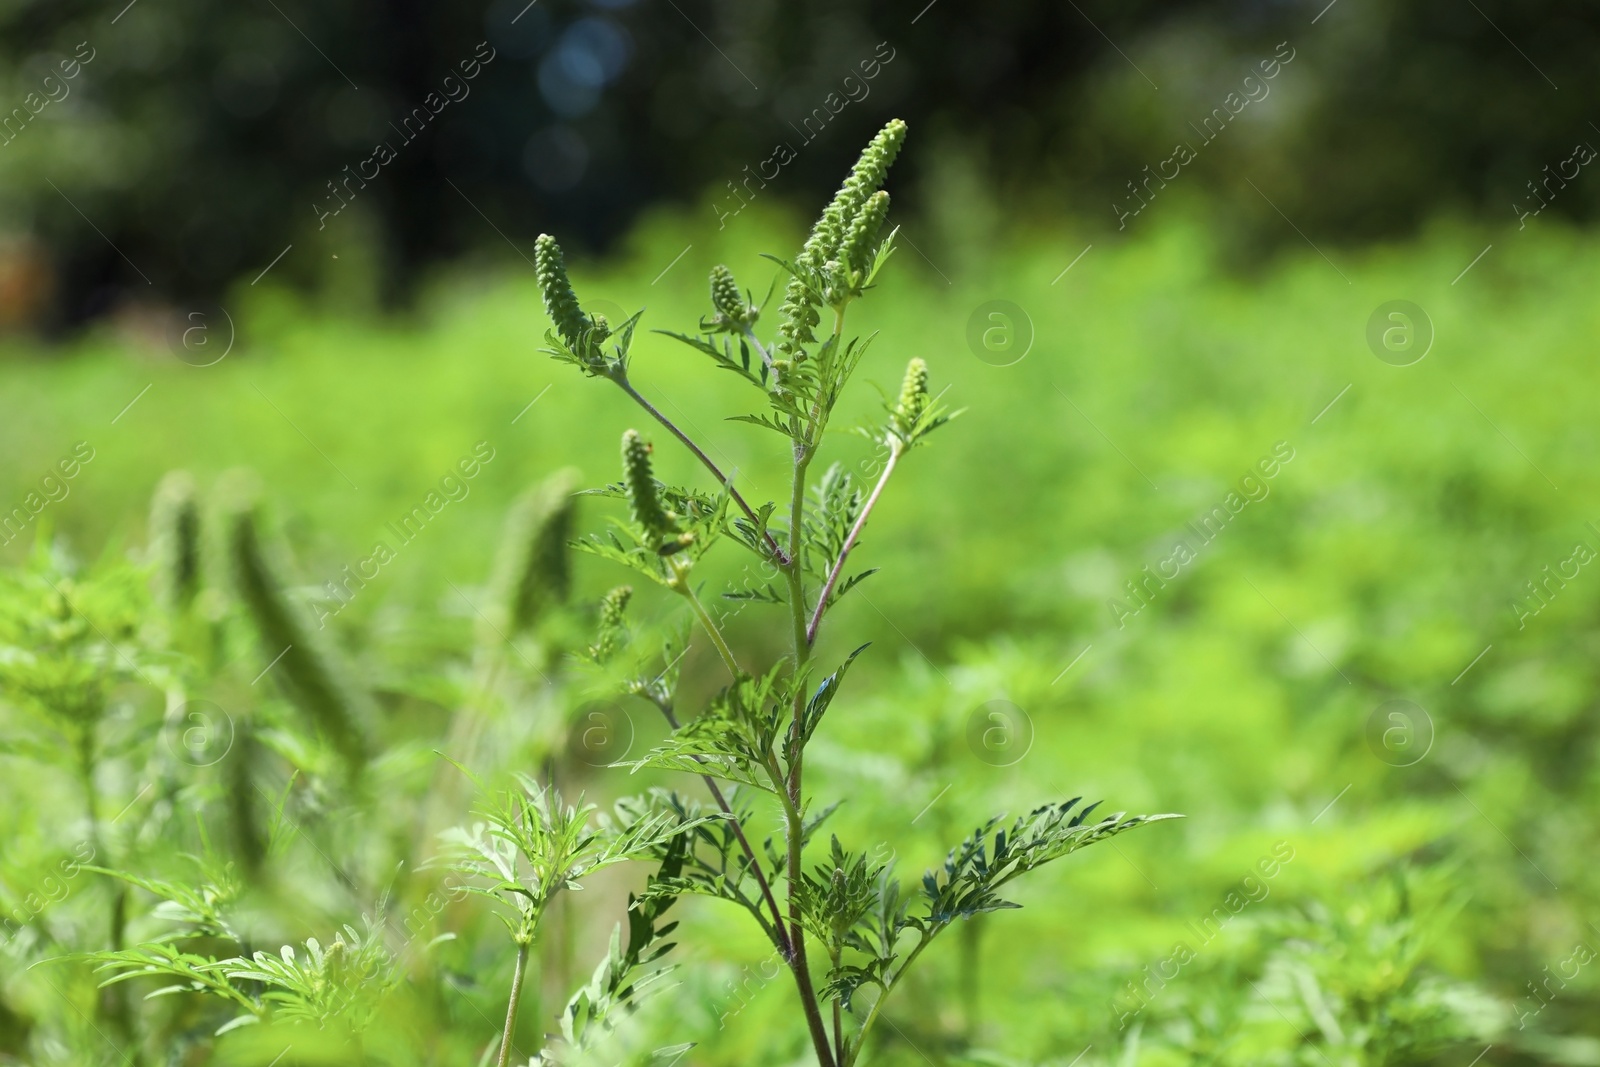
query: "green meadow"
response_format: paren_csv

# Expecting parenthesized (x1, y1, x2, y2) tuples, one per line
(2, 203, 1596, 1065)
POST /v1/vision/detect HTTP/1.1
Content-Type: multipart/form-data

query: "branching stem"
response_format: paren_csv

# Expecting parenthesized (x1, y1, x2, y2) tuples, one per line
(613, 373, 789, 567)
(742, 326, 776, 370)
(806, 440, 902, 645)
(652, 706, 790, 958)
(844, 933, 935, 1067)
(772, 301, 855, 1067)
(674, 577, 742, 678)
(496, 940, 530, 1067)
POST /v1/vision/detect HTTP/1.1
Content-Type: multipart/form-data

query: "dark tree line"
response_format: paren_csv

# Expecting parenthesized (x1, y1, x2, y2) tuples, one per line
(0, 0, 1595, 324)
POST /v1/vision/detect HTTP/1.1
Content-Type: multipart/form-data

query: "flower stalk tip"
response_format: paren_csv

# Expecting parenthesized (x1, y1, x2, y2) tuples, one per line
(592, 584, 633, 662)
(534, 234, 589, 351)
(710, 265, 757, 329)
(622, 429, 674, 535)
(840, 190, 890, 280)
(892, 358, 929, 439)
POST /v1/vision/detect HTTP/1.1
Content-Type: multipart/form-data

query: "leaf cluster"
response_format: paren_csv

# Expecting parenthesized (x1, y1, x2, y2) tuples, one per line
(437, 771, 715, 945)
(89, 917, 398, 1036)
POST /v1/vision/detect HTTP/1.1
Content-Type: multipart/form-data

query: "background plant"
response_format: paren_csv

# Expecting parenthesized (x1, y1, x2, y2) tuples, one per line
(0, 463, 712, 1065)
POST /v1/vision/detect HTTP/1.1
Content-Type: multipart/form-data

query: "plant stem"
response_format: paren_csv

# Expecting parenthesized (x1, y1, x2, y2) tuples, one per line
(742, 326, 776, 370)
(656, 703, 791, 958)
(675, 578, 742, 678)
(960, 915, 983, 1043)
(831, 951, 845, 1064)
(845, 934, 935, 1067)
(774, 302, 855, 1067)
(703, 777, 791, 953)
(762, 744, 833, 1065)
(783, 793, 834, 1067)
(779, 444, 833, 1065)
(654, 555, 795, 961)
(81, 730, 141, 1066)
(806, 441, 901, 645)
(496, 940, 530, 1067)
(426, 652, 505, 839)
(613, 374, 789, 567)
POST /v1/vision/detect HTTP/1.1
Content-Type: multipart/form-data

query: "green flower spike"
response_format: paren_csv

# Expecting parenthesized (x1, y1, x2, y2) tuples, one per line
(221, 477, 371, 771)
(591, 585, 633, 662)
(840, 190, 890, 279)
(774, 275, 821, 359)
(149, 470, 202, 612)
(776, 118, 908, 356)
(486, 469, 579, 639)
(812, 119, 907, 271)
(709, 265, 756, 330)
(891, 357, 929, 442)
(622, 430, 674, 535)
(535, 233, 592, 354)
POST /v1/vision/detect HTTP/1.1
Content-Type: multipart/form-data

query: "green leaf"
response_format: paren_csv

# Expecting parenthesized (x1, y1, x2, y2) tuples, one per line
(920, 802, 1182, 927)
(656, 330, 765, 390)
(619, 717, 776, 794)
(800, 643, 870, 744)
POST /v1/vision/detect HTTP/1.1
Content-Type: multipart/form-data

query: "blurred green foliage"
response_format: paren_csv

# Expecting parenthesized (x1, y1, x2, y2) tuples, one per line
(0, 203, 1597, 1064)
(1, 0, 1598, 319)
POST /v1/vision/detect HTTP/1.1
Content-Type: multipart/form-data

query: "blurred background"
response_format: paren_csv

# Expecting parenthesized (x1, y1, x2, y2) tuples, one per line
(0, 0, 1598, 324)
(3, 1, 1600, 1065)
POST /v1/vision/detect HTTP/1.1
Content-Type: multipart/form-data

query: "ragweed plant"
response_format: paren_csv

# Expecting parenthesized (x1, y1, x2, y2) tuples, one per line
(535, 119, 1179, 1066)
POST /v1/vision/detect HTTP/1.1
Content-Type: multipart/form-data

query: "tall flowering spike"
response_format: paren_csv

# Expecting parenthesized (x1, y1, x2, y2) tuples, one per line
(486, 468, 579, 638)
(148, 470, 202, 611)
(592, 585, 633, 662)
(840, 190, 890, 277)
(815, 118, 908, 266)
(776, 120, 907, 356)
(891, 357, 930, 440)
(622, 430, 673, 534)
(710, 264, 755, 328)
(535, 234, 589, 350)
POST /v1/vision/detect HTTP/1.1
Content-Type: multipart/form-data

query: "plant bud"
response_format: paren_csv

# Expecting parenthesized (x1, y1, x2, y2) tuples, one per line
(621, 430, 673, 535)
(325, 937, 347, 978)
